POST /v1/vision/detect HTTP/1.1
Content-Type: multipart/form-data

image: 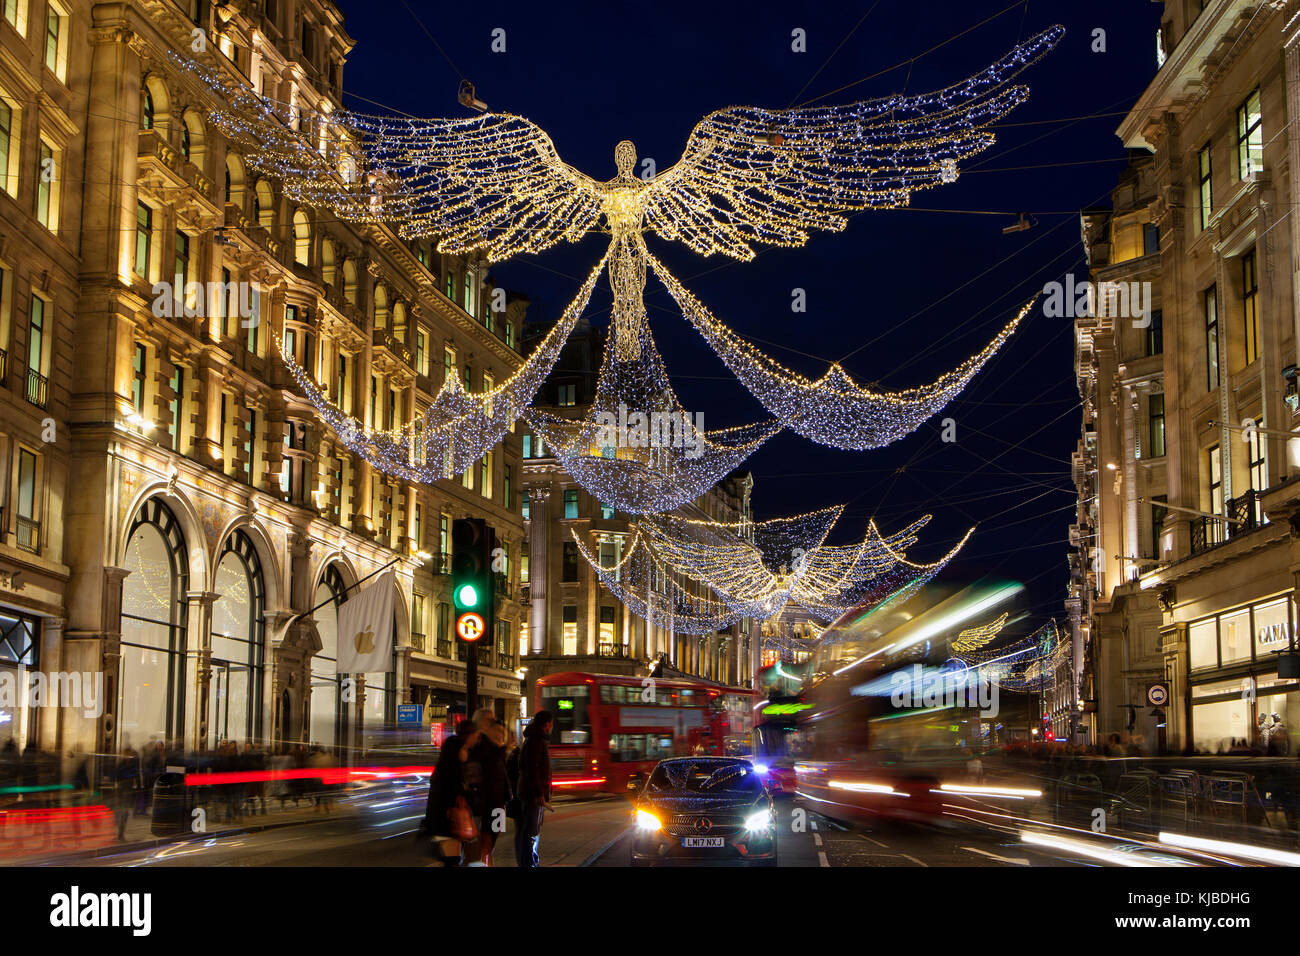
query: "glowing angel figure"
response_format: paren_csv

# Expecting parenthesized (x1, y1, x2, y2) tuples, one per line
(178, 23, 1061, 436)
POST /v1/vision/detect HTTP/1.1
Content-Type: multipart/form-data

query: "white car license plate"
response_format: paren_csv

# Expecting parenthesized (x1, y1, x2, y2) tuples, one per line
(682, 837, 725, 848)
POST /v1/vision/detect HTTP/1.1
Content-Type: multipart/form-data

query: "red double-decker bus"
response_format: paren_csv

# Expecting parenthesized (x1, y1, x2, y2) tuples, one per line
(535, 672, 754, 794)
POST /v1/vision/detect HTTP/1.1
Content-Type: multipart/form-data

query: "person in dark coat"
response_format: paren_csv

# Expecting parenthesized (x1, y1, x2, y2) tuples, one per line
(514, 710, 553, 868)
(424, 720, 473, 866)
(464, 712, 510, 866)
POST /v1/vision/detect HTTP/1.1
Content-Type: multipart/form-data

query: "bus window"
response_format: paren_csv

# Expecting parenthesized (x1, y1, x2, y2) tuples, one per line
(542, 685, 590, 744)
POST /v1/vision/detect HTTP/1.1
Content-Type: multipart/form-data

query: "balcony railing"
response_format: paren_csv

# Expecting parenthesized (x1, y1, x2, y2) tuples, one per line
(1190, 490, 1264, 556)
(494, 572, 512, 598)
(16, 516, 39, 554)
(0, 347, 8, 384)
(428, 552, 451, 575)
(519, 584, 530, 606)
(410, 632, 426, 653)
(437, 638, 452, 659)
(597, 642, 628, 658)
(25, 369, 47, 409)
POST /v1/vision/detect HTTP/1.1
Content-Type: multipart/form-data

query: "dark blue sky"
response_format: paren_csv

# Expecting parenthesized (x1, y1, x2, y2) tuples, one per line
(335, 0, 1163, 633)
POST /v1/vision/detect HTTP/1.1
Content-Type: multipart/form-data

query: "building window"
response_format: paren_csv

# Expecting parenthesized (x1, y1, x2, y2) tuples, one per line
(35, 139, 57, 231)
(557, 383, 576, 406)
(243, 409, 256, 483)
(1150, 494, 1167, 560)
(1242, 249, 1259, 367)
(462, 363, 471, 391)
(415, 330, 427, 376)
(522, 434, 531, 459)
(564, 489, 578, 518)
(167, 365, 186, 452)
(599, 606, 618, 652)
(443, 345, 455, 383)
(1143, 222, 1159, 256)
(439, 513, 449, 560)
(1205, 286, 1219, 391)
(3, 0, 27, 36)
(246, 286, 261, 354)
(134, 203, 152, 278)
(15, 446, 37, 553)
(27, 294, 47, 408)
(1148, 393, 1165, 459)
(1145, 309, 1163, 357)
(504, 465, 512, 510)
(43, 1, 66, 81)
(1237, 88, 1263, 179)
(479, 452, 491, 499)
(600, 502, 615, 520)
(131, 343, 146, 414)
(413, 503, 422, 550)
(521, 490, 530, 520)
(1208, 444, 1223, 515)
(1198, 143, 1212, 230)
(1248, 421, 1267, 520)
(562, 605, 578, 656)
(0, 96, 17, 198)
(562, 541, 579, 582)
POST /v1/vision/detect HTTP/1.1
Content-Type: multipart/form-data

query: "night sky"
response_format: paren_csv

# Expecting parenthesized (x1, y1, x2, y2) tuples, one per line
(334, 0, 1164, 638)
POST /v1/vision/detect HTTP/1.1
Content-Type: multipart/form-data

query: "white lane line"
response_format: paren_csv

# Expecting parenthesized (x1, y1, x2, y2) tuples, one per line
(817, 851, 829, 867)
(900, 853, 928, 867)
(962, 845, 1030, 866)
(813, 832, 823, 847)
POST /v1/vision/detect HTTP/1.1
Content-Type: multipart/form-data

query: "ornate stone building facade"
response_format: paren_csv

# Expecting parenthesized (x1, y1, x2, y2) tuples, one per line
(1072, 0, 1300, 754)
(0, 0, 530, 762)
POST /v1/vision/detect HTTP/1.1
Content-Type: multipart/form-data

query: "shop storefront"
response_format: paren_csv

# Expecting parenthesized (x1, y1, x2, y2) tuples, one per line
(0, 608, 41, 751)
(1187, 593, 1298, 754)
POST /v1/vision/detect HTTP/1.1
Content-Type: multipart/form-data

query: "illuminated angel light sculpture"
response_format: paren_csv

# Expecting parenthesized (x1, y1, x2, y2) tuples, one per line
(173, 24, 1063, 479)
(572, 505, 974, 633)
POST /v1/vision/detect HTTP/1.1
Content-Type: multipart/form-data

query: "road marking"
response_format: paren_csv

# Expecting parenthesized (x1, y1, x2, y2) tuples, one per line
(900, 853, 928, 867)
(962, 845, 1030, 866)
(817, 850, 829, 867)
(813, 832, 823, 847)
(864, 836, 888, 848)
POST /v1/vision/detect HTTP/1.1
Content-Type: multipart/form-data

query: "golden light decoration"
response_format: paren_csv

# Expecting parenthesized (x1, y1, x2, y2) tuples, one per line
(951, 611, 1010, 654)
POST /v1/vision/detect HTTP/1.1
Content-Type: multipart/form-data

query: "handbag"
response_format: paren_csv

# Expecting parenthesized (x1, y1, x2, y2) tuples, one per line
(450, 795, 478, 841)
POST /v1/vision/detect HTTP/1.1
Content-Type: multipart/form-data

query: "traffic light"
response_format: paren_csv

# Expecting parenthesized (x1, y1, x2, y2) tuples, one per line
(451, 517, 494, 644)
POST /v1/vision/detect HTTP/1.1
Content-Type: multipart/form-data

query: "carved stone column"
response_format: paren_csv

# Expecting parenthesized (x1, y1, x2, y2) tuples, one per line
(186, 590, 219, 751)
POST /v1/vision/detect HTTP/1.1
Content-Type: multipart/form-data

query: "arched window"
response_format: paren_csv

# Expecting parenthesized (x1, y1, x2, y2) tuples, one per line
(342, 260, 357, 305)
(293, 209, 311, 264)
(141, 76, 170, 134)
(310, 563, 347, 749)
(373, 284, 388, 329)
(393, 301, 407, 335)
(225, 154, 244, 207)
(254, 180, 274, 229)
(180, 110, 205, 166)
(321, 238, 336, 286)
(119, 498, 189, 750)
(209, 530, 266, 748)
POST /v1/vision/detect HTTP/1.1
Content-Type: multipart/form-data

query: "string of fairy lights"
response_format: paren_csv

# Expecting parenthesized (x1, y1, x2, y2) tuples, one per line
(168, 24, 1067, 640)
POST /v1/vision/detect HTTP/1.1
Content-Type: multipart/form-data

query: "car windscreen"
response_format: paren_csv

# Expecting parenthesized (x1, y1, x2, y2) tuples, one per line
(647, 761, 763, 795)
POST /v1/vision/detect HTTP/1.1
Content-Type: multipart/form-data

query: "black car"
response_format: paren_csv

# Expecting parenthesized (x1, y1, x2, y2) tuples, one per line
(631, 757, 777, 866)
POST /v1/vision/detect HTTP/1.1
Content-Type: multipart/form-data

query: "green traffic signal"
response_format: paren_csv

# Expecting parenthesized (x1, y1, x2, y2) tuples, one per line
(455, 583, 480, 609)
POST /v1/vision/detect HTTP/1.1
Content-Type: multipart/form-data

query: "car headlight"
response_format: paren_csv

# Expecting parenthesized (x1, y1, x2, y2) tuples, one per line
(744, 809, 773, 832)
(636, 809, 662, 831)
(752, 763, 770, 775)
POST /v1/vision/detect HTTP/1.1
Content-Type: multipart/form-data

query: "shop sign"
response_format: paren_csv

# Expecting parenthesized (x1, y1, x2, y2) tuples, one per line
(1259, 621, 1293, 648)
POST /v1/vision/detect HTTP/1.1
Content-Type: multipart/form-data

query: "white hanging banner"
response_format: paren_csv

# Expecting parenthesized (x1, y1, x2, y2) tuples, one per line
(335, 571, 396, 674)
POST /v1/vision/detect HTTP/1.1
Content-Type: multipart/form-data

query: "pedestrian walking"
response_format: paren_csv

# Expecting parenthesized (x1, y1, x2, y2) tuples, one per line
(464, 709, 509, 866)
(514, 710, 553, 868)
(424, 720, 474, 865)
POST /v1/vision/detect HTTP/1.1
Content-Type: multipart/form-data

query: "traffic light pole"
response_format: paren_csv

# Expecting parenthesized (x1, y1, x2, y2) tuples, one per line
(466, 646, 478, 717)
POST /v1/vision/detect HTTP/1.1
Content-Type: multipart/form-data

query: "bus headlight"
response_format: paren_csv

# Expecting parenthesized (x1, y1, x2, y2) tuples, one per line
(636, 809, 662, 831)
(744, 809, 773, 832)
(752, 763, 770, 775)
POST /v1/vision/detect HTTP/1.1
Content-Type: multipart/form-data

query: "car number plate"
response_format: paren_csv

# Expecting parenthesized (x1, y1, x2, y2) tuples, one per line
(682, 837, 725, 848)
